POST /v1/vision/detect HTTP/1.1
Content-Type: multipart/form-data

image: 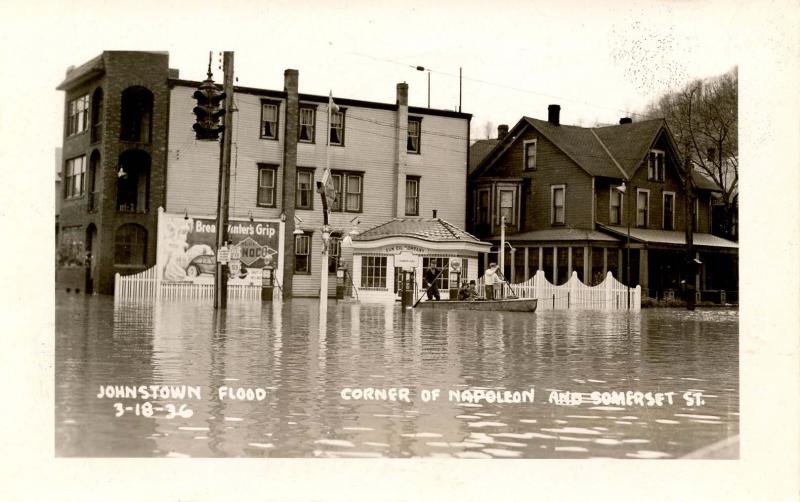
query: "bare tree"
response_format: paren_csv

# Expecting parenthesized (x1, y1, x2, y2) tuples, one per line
(645, 67, 738, 240)
(482, 120, 495, 139)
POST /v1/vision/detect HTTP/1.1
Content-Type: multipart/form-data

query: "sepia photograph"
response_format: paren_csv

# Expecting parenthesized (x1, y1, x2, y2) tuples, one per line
(3, 0, 799, 500)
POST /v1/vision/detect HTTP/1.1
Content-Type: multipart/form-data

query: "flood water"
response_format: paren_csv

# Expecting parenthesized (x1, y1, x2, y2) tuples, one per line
(55, 292, 739, 459)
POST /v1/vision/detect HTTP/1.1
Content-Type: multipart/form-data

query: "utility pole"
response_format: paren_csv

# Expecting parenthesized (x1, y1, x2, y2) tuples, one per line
(684, 151, 696, 311)
(214, 51, 235, 309)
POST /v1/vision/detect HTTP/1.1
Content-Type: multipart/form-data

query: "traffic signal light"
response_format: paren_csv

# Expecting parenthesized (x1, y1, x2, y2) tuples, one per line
(192, 72, 226, 140)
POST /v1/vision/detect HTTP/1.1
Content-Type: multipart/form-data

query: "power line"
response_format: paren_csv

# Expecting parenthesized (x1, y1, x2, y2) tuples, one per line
(346, 51, 663, 122)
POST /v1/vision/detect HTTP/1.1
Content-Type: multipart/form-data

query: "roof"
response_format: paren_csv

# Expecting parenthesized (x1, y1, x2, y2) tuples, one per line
(473, 116, 672, 181)
(355, 218, 485, 243)
(592, 119, 666, 178)
(524, 117, 629, 178)
(469, 139, 499, 174)
(486, 228, 619, 243)
(56, 54, 105, 90)
(691, 168, 725, 192)
(598, 225, 738, 249)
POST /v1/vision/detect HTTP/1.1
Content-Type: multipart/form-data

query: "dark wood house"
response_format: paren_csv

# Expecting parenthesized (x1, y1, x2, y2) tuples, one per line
(468, 105, 738, 300)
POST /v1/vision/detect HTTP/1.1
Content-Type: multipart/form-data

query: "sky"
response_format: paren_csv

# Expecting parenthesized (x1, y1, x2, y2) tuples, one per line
(2, 1, 800, 500)
(8, 0, 751, 152)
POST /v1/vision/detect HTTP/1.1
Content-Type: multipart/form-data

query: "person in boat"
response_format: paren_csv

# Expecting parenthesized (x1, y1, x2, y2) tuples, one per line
(458, 280, 479, 301)
(483, 263, 499, 300)
(423, 263, 441, 301)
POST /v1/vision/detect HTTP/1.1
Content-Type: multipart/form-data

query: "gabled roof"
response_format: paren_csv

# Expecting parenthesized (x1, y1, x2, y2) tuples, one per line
(471, 116, 673, 181)
(355, 218, 484, 243)
(691, 169, 723, 192)
(469, 139, 500, 174)
(592, 119, 666, 177)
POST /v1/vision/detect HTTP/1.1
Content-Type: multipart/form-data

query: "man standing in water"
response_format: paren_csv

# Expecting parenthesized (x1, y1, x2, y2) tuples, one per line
(423, 263, 441, 301)
(483, 263, 499, 299)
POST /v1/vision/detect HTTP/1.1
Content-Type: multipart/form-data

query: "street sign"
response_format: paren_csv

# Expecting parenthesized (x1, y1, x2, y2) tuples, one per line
(395, 251, 417, 270)
(217, 245, 230, 264)
(229, 260, 241, 277)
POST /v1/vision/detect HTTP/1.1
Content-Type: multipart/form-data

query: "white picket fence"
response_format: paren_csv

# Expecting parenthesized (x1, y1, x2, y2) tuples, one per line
(115, 266, 261, 302)
(477, 270, 641, 311)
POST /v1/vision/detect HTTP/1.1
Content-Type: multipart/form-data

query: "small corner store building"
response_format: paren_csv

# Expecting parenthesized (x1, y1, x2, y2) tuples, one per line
(350, 217, 491, 302)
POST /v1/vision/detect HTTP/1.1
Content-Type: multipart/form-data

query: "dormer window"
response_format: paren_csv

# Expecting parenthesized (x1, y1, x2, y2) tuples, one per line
(647, 150, 665, 181)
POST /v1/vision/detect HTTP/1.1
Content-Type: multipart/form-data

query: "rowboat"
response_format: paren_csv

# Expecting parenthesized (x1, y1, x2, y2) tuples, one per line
(416, 297, 538, 312)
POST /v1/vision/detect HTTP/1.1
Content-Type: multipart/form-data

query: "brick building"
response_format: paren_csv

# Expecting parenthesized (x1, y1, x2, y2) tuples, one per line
(56, 52, 172, 294)
(468, 106, 738, 300)
(56, 51, 472, 297)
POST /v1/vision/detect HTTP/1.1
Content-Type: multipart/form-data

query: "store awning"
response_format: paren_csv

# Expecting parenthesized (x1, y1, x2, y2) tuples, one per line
(598, 224, 738, 250)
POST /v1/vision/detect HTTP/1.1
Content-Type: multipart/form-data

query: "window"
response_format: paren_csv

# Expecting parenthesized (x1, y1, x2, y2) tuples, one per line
(257, 164, 277, 207)
(477, 188, 490, 226)
(663, 192, 675, 230)
(328, 235, 341, 274)
(64, 155, 86, 198)
(120, 86, 153, 143)
(116, 150, 150, 213)
(294, 234, 311, 273)
(610, 187, 623, 225)
(422, 257, 450, 290)
(405, 176, 420, 216)
(647, 150, 665, 182)
(551, 185, 565, 225)
(361, 256, 387, 288)
(329, 171, 363, 212)
(66, 94, 89, 137)
(499, 189, 515, 225)
(407, 117, 421, 153)
(91, 88, 103, 143)
(260, 100, 279, 139)
(330, 108, 345, 145)
(296, 169, 314, 209)
(114, 224, 147, 266)
(637, 189, 650, 227)
(523, 139, 537, 170)
(299, 106, 315, 143)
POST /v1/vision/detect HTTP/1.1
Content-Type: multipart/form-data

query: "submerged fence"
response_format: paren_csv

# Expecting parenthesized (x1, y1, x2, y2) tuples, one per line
(115, 267, 261, 302)
(477, 270, 641, 311)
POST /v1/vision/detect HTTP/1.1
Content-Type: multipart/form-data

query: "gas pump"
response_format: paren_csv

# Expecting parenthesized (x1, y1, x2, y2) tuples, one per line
(336, 261, 347, 300)
(400, 268, 415, 308)
(262, 263, 274, 301)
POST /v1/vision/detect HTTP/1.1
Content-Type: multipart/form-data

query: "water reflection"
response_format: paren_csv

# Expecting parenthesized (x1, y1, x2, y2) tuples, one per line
(56, 293, 739, 458)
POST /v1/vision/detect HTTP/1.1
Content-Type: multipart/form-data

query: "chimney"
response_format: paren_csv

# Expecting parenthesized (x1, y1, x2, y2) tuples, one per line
(619, 117, 633, 124)
(548, 104, 561, 126)
(432, 209, 438, 219)
(65, 65, 75, 76)
(497, 124, 509, 140)
(396, 82, 409, 107)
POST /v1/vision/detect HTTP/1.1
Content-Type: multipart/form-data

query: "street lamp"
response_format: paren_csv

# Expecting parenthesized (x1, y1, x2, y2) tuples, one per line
(616, 181, 631, 309)
(415, 66, 430, 108)
(293, 215, 304, 236)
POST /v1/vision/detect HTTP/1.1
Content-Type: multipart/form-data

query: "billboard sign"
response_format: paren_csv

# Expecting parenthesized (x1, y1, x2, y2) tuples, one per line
(158, 212, 280, 285)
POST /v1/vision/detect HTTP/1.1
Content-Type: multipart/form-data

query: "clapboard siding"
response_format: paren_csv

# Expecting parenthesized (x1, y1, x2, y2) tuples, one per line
(166, 81, 469, 297)
(404, 115, 469, 226)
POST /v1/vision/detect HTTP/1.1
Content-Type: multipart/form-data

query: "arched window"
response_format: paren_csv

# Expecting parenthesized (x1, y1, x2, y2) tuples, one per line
(114, 223, 147, 266)
(116, 149, 150, 213)
(91, 87, 103, 143)
(88, 150, 101, 212)
(120, 86, 153, 143)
